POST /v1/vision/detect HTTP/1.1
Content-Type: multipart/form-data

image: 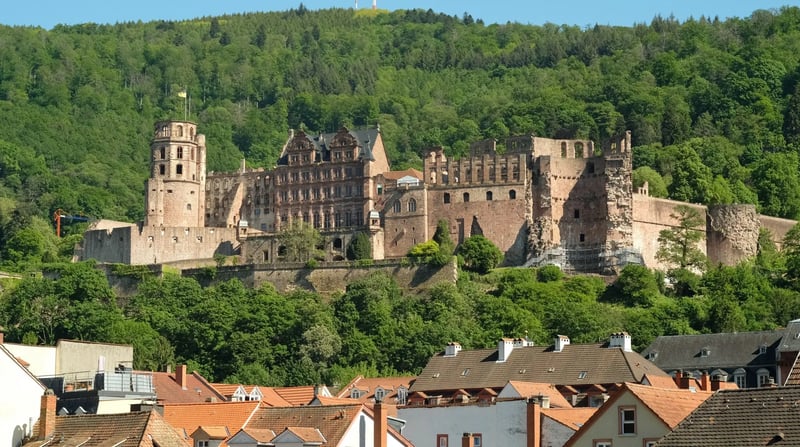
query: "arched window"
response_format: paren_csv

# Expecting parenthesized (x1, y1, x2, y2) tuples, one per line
(463, 192, 470, 202)
(408, 198, 417, 212)
(186, 203, 192, 210)
(177, 125, 183, 137)
(509, 190, 517, 199)
(397, 387, 408, 405)
(733, 368, 746, 388)
(486, 191, 493, 201)
(575, 142, 584, 158)
(374, 388, 386, 402)
(393, 201, 402, 213)
(444, 193, 451, 204)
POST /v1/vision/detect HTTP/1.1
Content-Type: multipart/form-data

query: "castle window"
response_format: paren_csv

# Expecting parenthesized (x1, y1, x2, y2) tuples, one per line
(333, 238, 343, 249)
(278, 246, 287, 258)
(393, 201, 402, 213)
(444, 193, 451, 204)
(587, 162, 595, 174)
(408, 198, 417, 212)
(463, 192, 470, 202)
(313, 213, 321, 229)
(574, 209, 580, 219)
(177, 125, 183, 137)
(486, 191, 493, 201)
(580, 234, 585, 242)
(512, 165, 520, 180)
(561, 142, 567, 158)
(177, 147, 183, 159)
(575, 142, 584, 158)
(160, 147, 166, 159)
(303, 213, 310, 223)
(159, 165, 166, 175)
(324, 214, 330, 228)
(176, 164, 183, 175)
(187, 204, 192, 210)
(509, 190, 517, 199)
(190, 127, 194, 139)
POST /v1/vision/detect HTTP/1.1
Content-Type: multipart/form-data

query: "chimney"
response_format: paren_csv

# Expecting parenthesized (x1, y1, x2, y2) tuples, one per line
(498, 338, 514, 362)
(374, 400, 388, 447)
(700, 371, 710, 391)
(526, 398, 542, 447)
(608, 332, 632, 352)
(0, 331, 4, 344)
(176, 364, 188, 390)
(554, 335, 570, 352)
(39, 389, 57, 440)
(462, 433, 475, 447)
(674, 370, 683, 388)
(444, 342, 462, 357)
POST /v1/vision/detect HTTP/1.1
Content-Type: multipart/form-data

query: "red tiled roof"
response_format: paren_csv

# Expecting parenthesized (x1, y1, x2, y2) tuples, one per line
(210, 383, 242, 398)
(23, 410, 188, 447)
(161, 401, 261, 441)
(336, 375, 414, 402)
(312, 396, 359, 406)
(381, 169, 423, 181)
(283, 427, 326, 443)
(273, 386, 317, 405)
(505, 381, 572, 408)
(625, 383, 712, 428)
(642, 373, 678, 389)
(191, 426, 230, 440)
(541, 407, 597, 430)
(236, 428, 276, 443)
(151, 370, 226, 404)
(245, 404, 362, 447)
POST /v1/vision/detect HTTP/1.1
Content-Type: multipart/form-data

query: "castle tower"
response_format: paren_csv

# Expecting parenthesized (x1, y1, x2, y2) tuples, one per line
(144, 120, 206, 228)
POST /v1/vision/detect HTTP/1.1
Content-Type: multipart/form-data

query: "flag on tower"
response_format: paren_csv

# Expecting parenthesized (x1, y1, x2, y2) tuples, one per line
(177, 90, 187, 98)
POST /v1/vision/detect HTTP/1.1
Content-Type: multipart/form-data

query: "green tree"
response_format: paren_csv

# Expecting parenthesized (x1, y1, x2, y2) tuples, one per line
(656, 205, 707, 272)
(458, 235, 503, 274)
(346, 232, 371, 260)
(277, 222, 322, 262)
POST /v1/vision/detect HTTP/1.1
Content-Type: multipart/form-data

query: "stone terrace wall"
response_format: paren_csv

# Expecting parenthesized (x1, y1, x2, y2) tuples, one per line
(183, 258, 458, 295)
(631, 195, 707, 271)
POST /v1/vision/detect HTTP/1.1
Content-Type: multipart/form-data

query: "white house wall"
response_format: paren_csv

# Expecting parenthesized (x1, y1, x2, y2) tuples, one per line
(571, 392, 668, 447)
(399, 400, 529, 447)
(3, 344, 56, 377)
(0, 347, 46, 447)
(338, 409, 409, 447)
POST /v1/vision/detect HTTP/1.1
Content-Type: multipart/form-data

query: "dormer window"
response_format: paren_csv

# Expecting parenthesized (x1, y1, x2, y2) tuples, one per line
(759, 344, 768, 355)
(578, 371, 588, 379)
(701, 348, 711, 357)
(374, 388, 386, 402)
(350, 389, 362, 399)
(646, 351, 658, 361)
(397, 387, 408, 405)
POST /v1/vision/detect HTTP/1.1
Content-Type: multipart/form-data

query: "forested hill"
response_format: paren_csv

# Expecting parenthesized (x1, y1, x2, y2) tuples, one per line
(3, 6, 800, 264)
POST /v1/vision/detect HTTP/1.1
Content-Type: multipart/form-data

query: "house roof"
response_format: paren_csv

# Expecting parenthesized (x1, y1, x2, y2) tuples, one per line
(411, 342, 668, 393)
(641, 373, 678, 389)
(234, 428, 276, 443)
(541, 407, 597, 431)
(151, 370, 226, 404)
(161, 401, 261, 440)
(278, 128, 381, 165)
(282, 427, 326, 443)
(191, 426, 230, 440)
(336, 375, 414, 401)
(22, 410, 188, 447)
(641, 330, 782, 370)
(382, 169, 423, 181)
(0, 344, 45, 392)
(657, 386, 800, 447)
(311, 395, 360, 406)
(779, 319, 800, 352)
(209, 383, 298, 407)
(564, 383, 712, 447)
(272, 385, 319, 405)
(502, 381, 572, 408)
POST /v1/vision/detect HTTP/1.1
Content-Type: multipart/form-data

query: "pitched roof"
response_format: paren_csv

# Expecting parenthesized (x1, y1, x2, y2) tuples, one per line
(411, 343, 668, 393)
(161, 401, 261, 440)
(272, 385, 318, 405)
(625, 383, 712, 428)
(311, 395, 360, 406)
(641, 373, 678, 389)
(541, 407, 597, 431)
(234, 428, 276, 443)
(502, 381, 572, 408)
(278, 128, 381, 165)
(381, 169, 423, 181)
(657, 386, 800, 447)
(191, 426, 230, 440)
(282, 427, 326, 443)
(564, 384, 712, 447)
(151, 370, 226, 404)
(641, 330, 782, 370)
(22, 410, 188, 447)
(778, 319, 800, 352)
(336, 375, 414, 401)
(209, 383, 297, 407)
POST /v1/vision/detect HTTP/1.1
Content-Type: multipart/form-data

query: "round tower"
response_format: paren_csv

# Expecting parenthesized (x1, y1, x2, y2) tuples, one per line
(144, 120, 206, 228)
(706, 204, 759, 266)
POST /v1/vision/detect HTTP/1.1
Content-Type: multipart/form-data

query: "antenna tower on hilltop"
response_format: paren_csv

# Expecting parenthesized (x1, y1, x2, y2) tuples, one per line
(354, 0, 358, 8)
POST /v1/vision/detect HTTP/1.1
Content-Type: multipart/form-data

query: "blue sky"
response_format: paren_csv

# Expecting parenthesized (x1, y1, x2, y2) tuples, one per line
(2, 1, 799, 29)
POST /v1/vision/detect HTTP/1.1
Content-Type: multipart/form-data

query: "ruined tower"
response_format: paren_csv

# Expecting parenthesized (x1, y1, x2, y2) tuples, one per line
(144, 120, 206, 228)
